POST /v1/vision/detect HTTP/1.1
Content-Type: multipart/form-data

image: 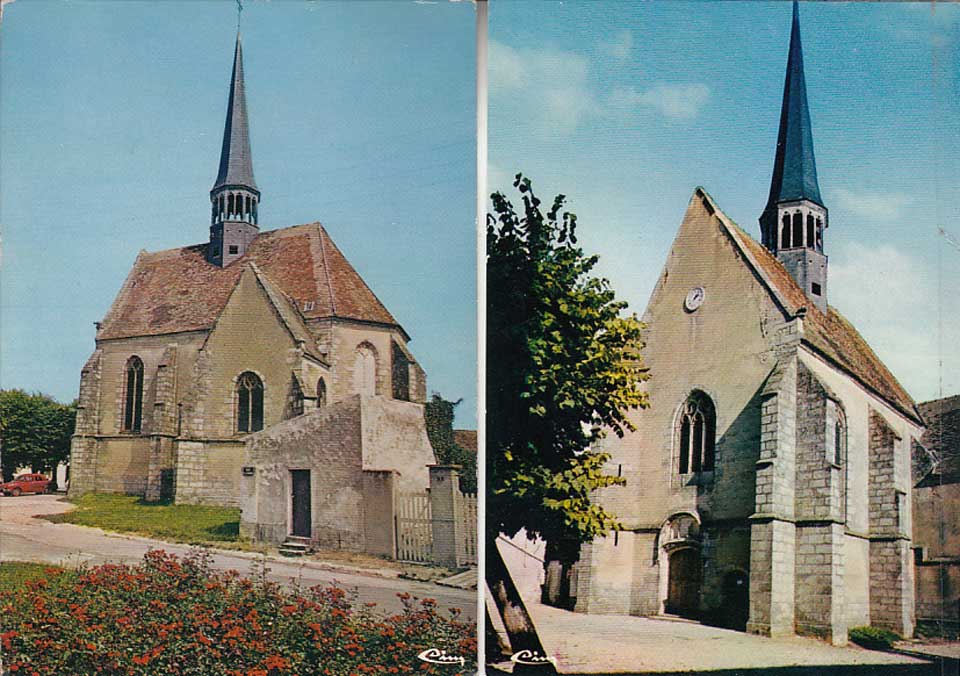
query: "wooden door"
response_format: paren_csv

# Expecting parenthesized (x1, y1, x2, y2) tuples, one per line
(291, 470, 311, 538)
(666, 548, 701, 618)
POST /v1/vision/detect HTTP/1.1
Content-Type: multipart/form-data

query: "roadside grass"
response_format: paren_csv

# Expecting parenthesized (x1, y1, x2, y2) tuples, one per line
(42, 494, 467, 577)
(0, 562, 63, 592)
(44, 494, 264, 551)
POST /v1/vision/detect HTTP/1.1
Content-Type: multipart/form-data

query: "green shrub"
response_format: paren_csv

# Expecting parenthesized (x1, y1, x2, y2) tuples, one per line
(848, 625, 900, 650)
(1, 549, 476, 675)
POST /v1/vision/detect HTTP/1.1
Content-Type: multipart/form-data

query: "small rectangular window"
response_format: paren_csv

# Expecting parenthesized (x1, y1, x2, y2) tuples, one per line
(896, 491, 906, 533)
(228, 245, 239, 255)
(811, 282, 822, 296)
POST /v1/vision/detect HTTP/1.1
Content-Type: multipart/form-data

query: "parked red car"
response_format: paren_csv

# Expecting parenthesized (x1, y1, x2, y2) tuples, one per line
(0, 473, 52, 497)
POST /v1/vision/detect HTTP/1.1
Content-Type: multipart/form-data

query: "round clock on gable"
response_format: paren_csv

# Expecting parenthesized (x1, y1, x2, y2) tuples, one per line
(684, 286, 705, 312)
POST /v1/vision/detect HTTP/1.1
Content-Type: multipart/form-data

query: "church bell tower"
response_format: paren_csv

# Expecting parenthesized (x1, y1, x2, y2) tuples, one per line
(759, 0, 828, 314)
(208, 33, 260, 267)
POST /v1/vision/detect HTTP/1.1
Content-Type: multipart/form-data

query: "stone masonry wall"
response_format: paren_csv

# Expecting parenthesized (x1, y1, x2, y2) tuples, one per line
(868, 409, 915, 636)
(69, 350, 103, 496)
(241, 396, 365, 550)
(749, 355, 798, 637)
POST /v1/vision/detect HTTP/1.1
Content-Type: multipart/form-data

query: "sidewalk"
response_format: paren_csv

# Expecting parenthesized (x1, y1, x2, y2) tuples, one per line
(493, 599, 934, 674)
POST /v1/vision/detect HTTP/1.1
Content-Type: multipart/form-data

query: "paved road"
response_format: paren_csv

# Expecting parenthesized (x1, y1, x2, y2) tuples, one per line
(497, 600, 932, 674)
(0, 495, 475, 620)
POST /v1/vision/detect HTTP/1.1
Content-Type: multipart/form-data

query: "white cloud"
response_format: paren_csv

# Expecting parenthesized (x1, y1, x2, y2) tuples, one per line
(601, 30, 633, 62)
(831, 188, 911, 220)
(489, 40, 528, 93)
(830, 242, 955, 402)
(610, 83, 710, 121)
(489, 40, 598, 136)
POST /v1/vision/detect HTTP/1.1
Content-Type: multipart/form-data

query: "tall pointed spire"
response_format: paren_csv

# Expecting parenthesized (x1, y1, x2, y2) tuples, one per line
(213, 33, 257, 193)
(766, 0, 822, 209)
(208, 32, 260, 267)
(759, 0, 830, 314)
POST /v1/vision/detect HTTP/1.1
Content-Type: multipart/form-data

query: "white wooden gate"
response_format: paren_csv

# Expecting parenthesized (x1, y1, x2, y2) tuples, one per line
(396, 491, 432, 563)
(456, 491, 478, 566)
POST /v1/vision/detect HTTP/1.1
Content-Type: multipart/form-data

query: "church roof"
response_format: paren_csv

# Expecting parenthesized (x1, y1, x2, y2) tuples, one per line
(697, 188, 921, 424)
(212, 33, 257, 193)
(764, 1, 823, 210)
(97, 223, 403, 342)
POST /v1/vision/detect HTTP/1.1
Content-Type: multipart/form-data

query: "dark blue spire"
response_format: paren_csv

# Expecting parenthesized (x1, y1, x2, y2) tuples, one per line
(213, 33, 257, 193)
(765, 0, 822, 209)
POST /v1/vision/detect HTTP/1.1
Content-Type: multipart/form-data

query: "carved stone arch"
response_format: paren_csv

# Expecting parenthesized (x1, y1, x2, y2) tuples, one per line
(656, 512, 703, 618)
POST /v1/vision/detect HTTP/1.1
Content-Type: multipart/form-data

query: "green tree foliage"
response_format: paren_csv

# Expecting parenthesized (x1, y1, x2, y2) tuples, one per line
(0, 390, 76, 482)
(487, 174, 650, 548)
(424, 394, 477, 493)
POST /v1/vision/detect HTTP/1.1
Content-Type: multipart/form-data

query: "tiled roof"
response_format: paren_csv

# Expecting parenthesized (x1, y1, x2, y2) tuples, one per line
(697, 188, 921, 424)
(453, 429, 477, 455)
(98, 223, 400, 341)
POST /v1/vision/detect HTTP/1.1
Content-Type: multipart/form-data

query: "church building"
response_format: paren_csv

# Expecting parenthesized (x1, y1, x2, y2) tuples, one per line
(68, 32, 436, 540)
(573, 3, 923, 644)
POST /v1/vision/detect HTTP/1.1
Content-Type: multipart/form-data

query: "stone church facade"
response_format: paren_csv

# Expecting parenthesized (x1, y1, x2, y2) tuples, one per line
(573, 3, 923, 644)
(69, 33, 435, 530)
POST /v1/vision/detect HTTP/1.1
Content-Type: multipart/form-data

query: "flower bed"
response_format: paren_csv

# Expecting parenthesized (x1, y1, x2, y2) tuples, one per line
(0, 550, 476, 675)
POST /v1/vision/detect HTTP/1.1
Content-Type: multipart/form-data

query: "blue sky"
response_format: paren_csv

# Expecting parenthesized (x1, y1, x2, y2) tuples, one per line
(489, 0, 960, 406)
(0, 0, 477, 426)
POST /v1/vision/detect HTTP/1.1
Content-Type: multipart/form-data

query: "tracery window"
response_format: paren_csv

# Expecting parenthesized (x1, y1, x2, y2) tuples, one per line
(237, 372, 264, 433)
(677, 391, 716, 474)
(122, 356, 144, 433)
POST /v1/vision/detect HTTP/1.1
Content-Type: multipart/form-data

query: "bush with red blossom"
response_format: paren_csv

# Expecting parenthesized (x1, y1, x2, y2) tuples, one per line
(0, 549, 476, 675)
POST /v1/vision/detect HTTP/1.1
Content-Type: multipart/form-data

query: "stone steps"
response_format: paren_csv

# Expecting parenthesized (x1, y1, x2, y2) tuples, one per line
(278, 537, 312, 557)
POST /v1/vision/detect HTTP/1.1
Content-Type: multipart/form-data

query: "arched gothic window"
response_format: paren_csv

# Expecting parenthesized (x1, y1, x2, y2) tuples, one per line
(781, 214, 790, 248)
(237, 372, 264, 433)
(806, 214, 815, 247)
(316, 377, 327, 408)
(123, 356, 144, 433)
(354, 344, 377, 397)
(677, 391, 716, 473)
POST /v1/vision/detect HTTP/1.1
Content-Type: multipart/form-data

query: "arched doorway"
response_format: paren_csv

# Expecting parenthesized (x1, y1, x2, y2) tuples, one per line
(658, 513, 702, 619)
(666, 547, 701, 617)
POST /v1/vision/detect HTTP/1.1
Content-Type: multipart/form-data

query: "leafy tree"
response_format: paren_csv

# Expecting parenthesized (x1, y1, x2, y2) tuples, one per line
(486, 175, 649, 663)
(424, 394, 476, 493)
(0, 390, 76, 483)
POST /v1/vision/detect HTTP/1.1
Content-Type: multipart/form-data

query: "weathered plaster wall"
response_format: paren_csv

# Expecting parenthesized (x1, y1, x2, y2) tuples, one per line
(360, 396, 436, 492)
(195, 267, 303, 440)
(240, 395, 434, 551)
